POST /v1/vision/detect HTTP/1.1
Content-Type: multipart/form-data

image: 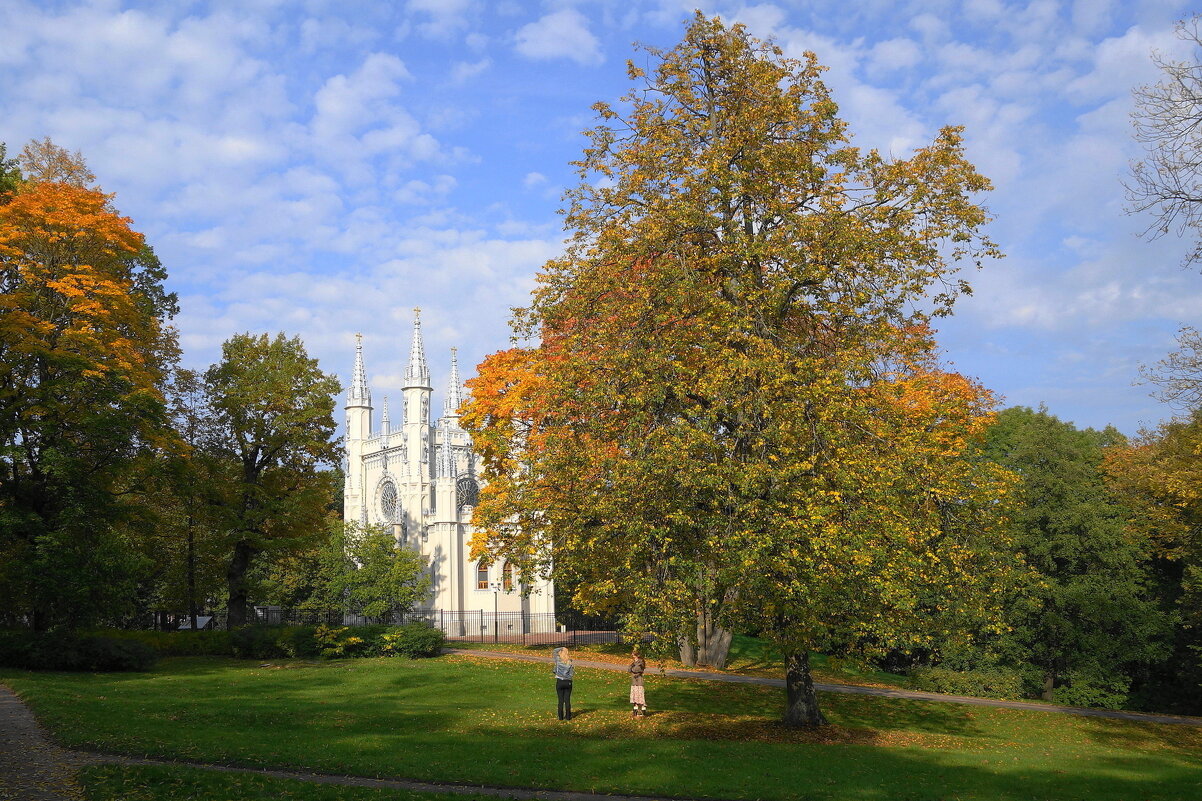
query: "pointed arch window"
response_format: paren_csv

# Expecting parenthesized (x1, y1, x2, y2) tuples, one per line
(476, 561, 490, 590)
(502, 562, 514, 592)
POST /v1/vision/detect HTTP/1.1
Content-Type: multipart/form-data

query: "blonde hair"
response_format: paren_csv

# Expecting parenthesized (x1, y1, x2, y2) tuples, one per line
(554, 647, 573, 665)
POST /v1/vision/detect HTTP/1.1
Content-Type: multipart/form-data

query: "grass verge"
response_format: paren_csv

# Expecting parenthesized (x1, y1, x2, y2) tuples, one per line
(80, 763, 499, 801)
(3, 654, 1199, 801)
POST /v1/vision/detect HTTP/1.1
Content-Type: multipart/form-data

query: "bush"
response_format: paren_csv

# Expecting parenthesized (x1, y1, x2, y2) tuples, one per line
(0, 630, 156, 672)
(230, 626, 290, 659)
(380, 623, 445, 658)
(909, 665, 1024, 700)
(275, 626, 321, 658)
(1052, 672, 1131, 710)
(92, 629, 232, 657)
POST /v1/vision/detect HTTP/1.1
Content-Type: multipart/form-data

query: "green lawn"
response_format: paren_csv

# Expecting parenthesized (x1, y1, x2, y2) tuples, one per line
(80, 764, 500, 801)
(4, 654, 1200, 801)
(456, 633, 914, 689)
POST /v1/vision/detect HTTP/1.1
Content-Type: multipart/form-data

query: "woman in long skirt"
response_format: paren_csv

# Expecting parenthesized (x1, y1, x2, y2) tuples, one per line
(629, 649, 646, 717)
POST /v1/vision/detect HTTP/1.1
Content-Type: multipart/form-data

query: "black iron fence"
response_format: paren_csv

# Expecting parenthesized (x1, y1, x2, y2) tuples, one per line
(245, 607, 621, 647)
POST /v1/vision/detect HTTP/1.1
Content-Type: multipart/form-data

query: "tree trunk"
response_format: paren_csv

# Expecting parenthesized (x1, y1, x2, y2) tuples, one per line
(696, 610, 733, 669)
(186, 520, 198, 631)
(782, 649, 827, 727)
(678, 636, 697, 666)
(1042, 672, 1055, 701)
(226, 539, 257, 628)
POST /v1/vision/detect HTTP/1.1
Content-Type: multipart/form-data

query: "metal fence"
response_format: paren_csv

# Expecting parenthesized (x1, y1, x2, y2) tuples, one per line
(246, 607, 622, 647)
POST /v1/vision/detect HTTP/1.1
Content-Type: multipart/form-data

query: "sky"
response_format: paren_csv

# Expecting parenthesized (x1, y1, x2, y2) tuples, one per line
(2, 0, 1199, 435)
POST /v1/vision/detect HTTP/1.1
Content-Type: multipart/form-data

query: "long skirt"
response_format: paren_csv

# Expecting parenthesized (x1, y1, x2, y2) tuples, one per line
(629, 684, 645, 705)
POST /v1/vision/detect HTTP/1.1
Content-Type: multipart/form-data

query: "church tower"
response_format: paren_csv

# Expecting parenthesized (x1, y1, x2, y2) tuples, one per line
(401, 309, 433, 540)
(344, 334, 372, 525)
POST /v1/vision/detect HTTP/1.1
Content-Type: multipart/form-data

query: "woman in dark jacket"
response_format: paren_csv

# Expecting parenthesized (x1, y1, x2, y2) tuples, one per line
(629, 649, 646, 717)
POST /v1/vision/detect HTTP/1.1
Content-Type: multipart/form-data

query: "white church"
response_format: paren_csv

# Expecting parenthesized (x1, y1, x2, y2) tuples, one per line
(342, 310, 555, 623)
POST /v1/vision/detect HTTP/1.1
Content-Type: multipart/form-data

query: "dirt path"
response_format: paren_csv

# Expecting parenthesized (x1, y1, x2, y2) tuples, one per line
(0, 685, 98, 800)
(445, 648, 1202, 727)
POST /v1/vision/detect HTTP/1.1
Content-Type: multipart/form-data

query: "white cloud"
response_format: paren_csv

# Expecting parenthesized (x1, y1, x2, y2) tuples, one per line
(514, 9, 604, 66)
(406, 0, 476, 39)
(450, 58, 492, 84)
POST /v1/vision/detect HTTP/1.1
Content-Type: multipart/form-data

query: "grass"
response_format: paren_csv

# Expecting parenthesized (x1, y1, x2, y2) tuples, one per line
(454, 633, 913, 689)
(80, 763, 499, 801)
(4, 653, 1201, 801)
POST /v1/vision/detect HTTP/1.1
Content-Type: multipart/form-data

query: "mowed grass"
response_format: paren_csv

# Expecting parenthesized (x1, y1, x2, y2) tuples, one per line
(455, 634, 913, 689)
(80, 763, 500, 801)
(3, 654, 1200, 801)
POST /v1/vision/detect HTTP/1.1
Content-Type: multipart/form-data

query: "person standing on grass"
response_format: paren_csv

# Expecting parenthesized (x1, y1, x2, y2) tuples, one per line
(553, 647, 574, 720)
(629, 649, 647, 717)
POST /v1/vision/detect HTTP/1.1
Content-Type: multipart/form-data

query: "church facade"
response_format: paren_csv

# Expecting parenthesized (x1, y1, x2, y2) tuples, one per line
(343, 311, 554, 620)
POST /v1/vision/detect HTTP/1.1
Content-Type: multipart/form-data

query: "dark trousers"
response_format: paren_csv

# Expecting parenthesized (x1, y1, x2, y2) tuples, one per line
(556, 679, 573, 720)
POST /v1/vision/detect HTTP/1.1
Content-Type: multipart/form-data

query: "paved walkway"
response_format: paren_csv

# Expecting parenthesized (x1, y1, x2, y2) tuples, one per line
(446, 648, 1202, 727)
(3, 651, 1201, 799)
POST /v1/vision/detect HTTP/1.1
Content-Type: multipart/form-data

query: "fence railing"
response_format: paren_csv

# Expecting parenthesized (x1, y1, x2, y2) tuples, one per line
(245, 607, 622, 647)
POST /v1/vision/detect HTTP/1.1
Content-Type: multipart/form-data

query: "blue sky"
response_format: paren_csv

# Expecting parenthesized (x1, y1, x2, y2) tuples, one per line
(2, 0, 1198, 434)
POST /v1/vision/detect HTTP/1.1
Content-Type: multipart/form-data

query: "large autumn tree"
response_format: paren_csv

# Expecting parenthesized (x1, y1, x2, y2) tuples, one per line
(0, 140, 179, 628)
(204, 332, 341, 627)
(463, 14, 1015, 726)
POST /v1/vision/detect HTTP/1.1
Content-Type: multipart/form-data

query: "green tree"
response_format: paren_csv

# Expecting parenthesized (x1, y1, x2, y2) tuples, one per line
(204, 332, 341, 627)
(0, 143, 20, 199)
(0, 141, 178, 629)
(262, 521, 430, 621)
(982, 407, 1171, 706)
(464, 14, 1013, 727)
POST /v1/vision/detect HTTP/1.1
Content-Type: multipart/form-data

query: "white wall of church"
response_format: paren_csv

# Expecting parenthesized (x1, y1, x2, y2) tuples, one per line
(343, 313, 554, 619)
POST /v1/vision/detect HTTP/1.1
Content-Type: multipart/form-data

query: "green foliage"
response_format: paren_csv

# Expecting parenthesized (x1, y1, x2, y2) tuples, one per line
(0, 139, 179, 630)
(0, 630, 156, 671)
(0, 142, 20, 198)
(981, 406, 1172, 704)
(230, 626, 293, 659)
(909, 665, 1025, 700)
(226, 624, 443, 660)
(1051, 671, 1132, 710)
(380, 623, 445, 658)
(465, 12, 1012, 726)
(92, 629, 232, 657)
(261, 521, 431, 621)
(203, 332, 341, 627)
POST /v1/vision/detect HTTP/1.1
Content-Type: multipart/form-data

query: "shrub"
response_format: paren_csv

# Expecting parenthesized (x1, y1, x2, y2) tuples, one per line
(230, 626, 290, 659)
(276, 626, 321, 658)
(1052, 672, 1131, 710)
(0, 630, 156, 672)
(380, 623, 445, 658)
(91, 629, 232, 657)
(909, 665, 1024, 700)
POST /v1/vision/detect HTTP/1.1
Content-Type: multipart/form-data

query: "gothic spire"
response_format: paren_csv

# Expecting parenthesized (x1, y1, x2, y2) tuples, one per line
(444, 347, 464, 417)
(404, 308, 431, 388)
(381, 396, 390, 434)
(348, 333, 371, 405)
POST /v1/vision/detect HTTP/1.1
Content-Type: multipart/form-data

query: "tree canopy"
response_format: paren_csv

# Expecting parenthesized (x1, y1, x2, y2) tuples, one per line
(0, 140, 179, 628)
(464, 13, 1013, 727)
(203, 332, 341, 627)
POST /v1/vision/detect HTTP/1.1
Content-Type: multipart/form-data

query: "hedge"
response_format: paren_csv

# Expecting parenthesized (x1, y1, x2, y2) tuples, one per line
(0, 630, 157, 672)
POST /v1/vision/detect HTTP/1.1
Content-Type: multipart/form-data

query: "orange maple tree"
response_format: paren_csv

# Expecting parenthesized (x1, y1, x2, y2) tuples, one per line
(0, 147, 178, 628)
